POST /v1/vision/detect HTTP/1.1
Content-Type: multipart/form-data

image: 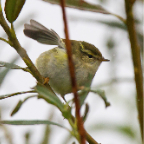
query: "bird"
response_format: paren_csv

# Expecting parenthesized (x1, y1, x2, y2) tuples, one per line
(23, 19, 109, 98)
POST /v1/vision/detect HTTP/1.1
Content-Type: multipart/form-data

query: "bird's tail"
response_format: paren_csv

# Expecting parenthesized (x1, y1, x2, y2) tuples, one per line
(24, 19, 65, 48)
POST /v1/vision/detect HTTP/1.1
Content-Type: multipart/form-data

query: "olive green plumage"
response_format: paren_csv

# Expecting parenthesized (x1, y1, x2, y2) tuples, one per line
(24, 20, 109, 96)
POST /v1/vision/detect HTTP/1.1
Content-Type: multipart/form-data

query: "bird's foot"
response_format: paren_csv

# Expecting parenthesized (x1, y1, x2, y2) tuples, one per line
(43, 77, 49, 85)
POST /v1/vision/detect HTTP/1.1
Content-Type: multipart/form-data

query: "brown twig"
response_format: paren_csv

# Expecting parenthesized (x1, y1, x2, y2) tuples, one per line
(60, 0, 86, 143)
(125, 0, 143, 141)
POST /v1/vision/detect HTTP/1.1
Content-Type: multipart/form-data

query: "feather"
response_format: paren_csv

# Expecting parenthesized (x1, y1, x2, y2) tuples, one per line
(23, 19, 65, 48)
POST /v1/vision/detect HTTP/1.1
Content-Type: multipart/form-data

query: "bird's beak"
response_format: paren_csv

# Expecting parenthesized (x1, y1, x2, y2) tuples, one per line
(101, 57, 110, 62)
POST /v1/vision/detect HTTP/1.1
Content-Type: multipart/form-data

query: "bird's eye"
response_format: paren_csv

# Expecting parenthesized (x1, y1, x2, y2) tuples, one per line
(88, 54, 93, 58)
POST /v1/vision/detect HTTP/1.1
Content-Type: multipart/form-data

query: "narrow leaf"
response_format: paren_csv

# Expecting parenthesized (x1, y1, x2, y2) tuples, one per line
(80, 87, 110, 108)
(0, 57, 19, 85)
(91, 89, 110, 107)
(43, 0, 110, 14)
(0, 65, 10, 85)
(79, 90, 89, 106)
(97, 20, 127, 30)
(11, 100, 23, 116)
(79, 74, 93, 106)
(0, 61, 23, 69)
(0, 61, 30, 72)
(82, 103, 89, 122)
(35, 83, 64, 111)
(43, 0, 125, 22)
(10, 95, 37, 116)
(0, 120, 67, 129)
(5, 0, 26, 23)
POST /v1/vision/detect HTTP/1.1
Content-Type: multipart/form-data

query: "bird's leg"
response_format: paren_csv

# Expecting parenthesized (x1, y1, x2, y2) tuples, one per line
(43, 77, 49, 85)
(79, 86, 85, 90)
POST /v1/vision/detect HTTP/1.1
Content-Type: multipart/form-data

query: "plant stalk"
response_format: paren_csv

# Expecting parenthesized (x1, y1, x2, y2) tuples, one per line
(125, 0, 143, 141)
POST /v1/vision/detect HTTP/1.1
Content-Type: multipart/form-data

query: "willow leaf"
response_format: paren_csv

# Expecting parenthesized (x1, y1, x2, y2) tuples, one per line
(35, 83, 64, 111)
(43, 0, 125, 22)
(0, 120, 67, 130)
(43, 0, 110, 14)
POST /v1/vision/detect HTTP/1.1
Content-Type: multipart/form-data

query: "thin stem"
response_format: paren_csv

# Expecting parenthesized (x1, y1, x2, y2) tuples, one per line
(111, 13, 126, 24)
(86, 131, 99, 144)
(0, 12, 43, 83)
(68, 118, 80, 142)
(125, 0, 143, 141)
(23, 95, 38, 103)
(0, 90, 36, 100)
(0, 10, 55, 94)
(68, 116, 99, 144)
(60, 0, 86, 143)
(0, 0, 1, 12)
(0, 37, 12, 46)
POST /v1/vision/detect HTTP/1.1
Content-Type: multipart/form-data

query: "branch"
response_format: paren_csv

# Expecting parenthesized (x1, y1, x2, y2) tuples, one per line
(0, 9, 54, 93)
(125, 0, 143, 141)
(86, 131, 99, 144)
(60, 0, 86, 143)
(0, 37, 12, 46)
(0, 90, 36, 100)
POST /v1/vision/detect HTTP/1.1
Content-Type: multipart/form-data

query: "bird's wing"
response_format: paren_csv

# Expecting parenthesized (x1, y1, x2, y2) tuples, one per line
(24, 19, 65, 48)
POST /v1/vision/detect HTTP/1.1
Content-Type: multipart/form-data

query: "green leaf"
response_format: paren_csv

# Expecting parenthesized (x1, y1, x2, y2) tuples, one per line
(91, 89, 110, 107)
(10, 95, 36, 116)
(35, 83, 64, 111)
(62, 103, 71, 119)
(0, 61, 21, 69)
(0, 57, 19, 85)
(79, 87, 110, 108)
(43, 0, 125, 22)
(78, 74, 93, 106)
(79, 90, 89, 106)
(44, 0, 110, 14)
(11, 100, 23, 116)
(4, 0, 26, 23)
(97, 20, 127, 30)
(82, 103, 89, 122)
(0, 61, 30, 73)
(0, 65, 10, 85)
(0, 120, 67, 129)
